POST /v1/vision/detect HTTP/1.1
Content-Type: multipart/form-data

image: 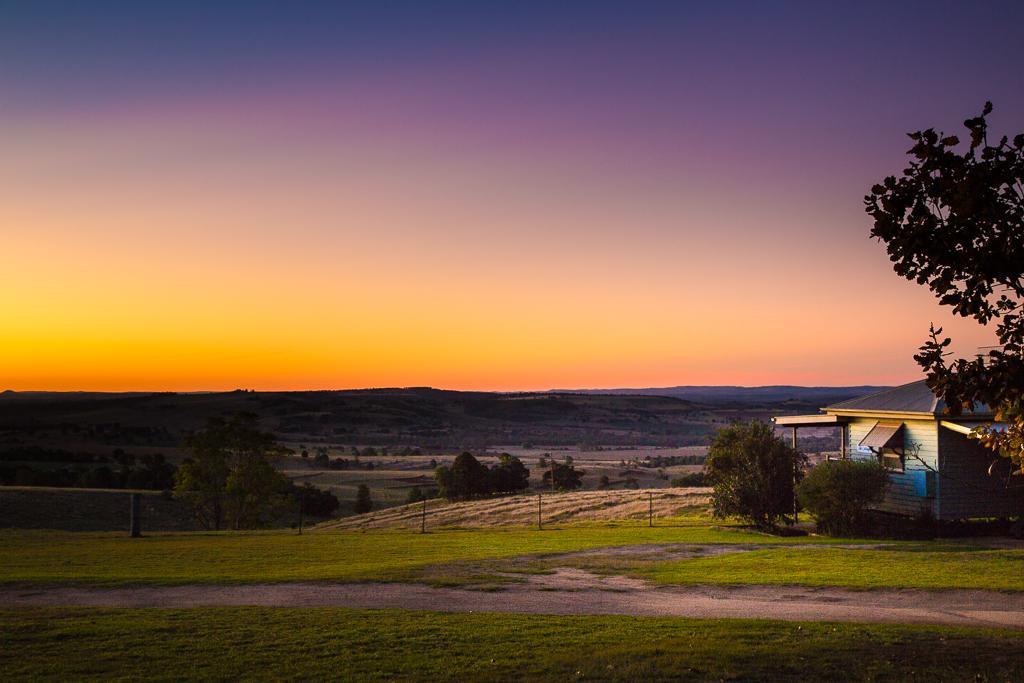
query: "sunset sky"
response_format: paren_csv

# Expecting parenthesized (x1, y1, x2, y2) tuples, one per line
(2, 1, 1023, 392)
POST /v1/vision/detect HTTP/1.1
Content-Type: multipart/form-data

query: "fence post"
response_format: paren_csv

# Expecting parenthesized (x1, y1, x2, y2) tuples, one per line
(421, 498, 427, 534)
(129, 493, 141, 538)
(649, 491, 653, 528)
(791, 426, 799, 525)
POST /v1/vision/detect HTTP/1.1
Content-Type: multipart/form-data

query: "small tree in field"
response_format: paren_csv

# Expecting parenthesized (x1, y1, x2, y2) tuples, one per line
(706, 421, 806, 530)
(542, 459, 584, 491)
(797, 459, 890, 536)
(174, 412, 290, 530)
(353, 484, 373, 514)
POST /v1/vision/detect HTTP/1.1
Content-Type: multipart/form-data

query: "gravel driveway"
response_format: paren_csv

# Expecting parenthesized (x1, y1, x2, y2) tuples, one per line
(6, 568, 1024, 630)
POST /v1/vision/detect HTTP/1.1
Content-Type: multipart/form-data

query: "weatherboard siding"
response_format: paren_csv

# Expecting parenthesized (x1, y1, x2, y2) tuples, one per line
(937, 428, 1024, 519)
(846, 418, 938, 517)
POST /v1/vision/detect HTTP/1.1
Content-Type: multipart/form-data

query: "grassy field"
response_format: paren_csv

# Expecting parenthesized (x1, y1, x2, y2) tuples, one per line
(2, 607, 1022, 681)
(640, 546, 1024, 591)
(0, 524, 796, 586)
(3, 525, 1024, 591)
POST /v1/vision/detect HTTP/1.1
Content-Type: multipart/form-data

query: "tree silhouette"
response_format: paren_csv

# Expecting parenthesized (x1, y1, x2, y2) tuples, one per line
(865, 102, 1024, 474)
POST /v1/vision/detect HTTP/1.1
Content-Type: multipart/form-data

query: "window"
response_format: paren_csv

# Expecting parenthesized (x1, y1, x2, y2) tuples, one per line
(878, 447, 904, 472)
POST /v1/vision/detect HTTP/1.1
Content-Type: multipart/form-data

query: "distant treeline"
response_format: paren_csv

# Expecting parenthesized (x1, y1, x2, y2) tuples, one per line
(0, 447, 176, 490)
(635, 454, 706, 468)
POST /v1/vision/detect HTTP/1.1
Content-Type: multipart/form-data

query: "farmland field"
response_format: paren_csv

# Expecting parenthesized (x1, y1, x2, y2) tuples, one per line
(320, 486, 711, 530)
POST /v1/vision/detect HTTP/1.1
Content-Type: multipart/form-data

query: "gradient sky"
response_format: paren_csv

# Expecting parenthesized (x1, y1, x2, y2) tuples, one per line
(2, 1, 1023, 391)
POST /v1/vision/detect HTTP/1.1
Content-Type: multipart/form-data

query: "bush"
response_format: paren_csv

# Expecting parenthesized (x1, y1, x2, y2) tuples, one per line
(796, 459, 889, 536)
(670, 471, 707, 487)
(353, 484, 373, 514)
(706, 421, 806, 530)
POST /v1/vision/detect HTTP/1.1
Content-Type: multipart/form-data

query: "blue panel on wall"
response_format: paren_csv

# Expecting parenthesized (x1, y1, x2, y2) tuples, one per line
(913, 470, 936, 498)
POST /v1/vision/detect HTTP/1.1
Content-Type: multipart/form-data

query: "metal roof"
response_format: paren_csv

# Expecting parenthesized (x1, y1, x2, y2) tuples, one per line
(772, 414, 847, 426)
(826, 380, 991, 416)
(859, 421, 904, 449)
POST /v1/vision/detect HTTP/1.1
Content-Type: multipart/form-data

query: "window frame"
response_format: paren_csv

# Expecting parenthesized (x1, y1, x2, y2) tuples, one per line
(877, 447, 905, 473)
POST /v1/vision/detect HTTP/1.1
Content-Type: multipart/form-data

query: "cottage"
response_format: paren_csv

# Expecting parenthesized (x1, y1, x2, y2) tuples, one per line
(774, 380, 1022, 520)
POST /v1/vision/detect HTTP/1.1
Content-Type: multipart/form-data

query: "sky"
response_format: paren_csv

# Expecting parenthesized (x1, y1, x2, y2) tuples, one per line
(2, 1, 1023, 392)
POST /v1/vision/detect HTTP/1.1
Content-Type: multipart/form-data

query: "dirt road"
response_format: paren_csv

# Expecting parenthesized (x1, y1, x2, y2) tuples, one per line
(6, 568, 1024, 630)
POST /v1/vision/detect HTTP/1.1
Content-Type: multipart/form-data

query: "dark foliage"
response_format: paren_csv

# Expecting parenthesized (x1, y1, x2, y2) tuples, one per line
(489, 453, 531, 494)
(174, 413, 291, 530)
(796, 459, 890, 536)
(541, 459, 584, 491)
(706, 421, 806, 530)
(0, 448, 176, 490)
(292, 482, 340, 517)
(865, 102, 1024, 472)
(353, 484, 373, 514)
(434, 452, 531, 500)
(670, 471, 707, 487)
(638, 454, 706, 468)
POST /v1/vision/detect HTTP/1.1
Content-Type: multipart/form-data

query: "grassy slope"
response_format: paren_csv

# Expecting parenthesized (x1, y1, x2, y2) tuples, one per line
(2, 608, 1022, 681)
(0, 525, 791, 585)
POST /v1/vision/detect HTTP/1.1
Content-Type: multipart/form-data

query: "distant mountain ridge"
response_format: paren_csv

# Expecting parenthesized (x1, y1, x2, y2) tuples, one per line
(549, 385, 892, 406)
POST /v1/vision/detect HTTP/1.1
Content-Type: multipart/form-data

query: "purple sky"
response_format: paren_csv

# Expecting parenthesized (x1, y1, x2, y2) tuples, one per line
(2, 1, 1022, 390)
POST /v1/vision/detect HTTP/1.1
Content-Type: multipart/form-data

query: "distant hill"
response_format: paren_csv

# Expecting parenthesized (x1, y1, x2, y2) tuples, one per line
(549, 385, 890, 407)
(0, 385, 880, 452)
(0, 388, 712, 449)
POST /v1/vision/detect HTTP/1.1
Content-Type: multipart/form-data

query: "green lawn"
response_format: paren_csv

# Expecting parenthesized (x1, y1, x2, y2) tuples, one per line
(4, 526, 1022, 591)
(0, 524, 803, 586)
(1, 608, 1021, 681)
(640, 546, 1024, 591)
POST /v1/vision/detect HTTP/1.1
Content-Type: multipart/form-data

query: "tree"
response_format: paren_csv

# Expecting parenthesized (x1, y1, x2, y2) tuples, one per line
(865, 102, 1024, 474)
(796, 460, 889, 536)
(174, 413, 290, 530)
(541, 459, 584, 491)
(434, 452, 490, 500)
(294, 482, 340, 517)
(353, 484, 373, 514)
(312, 450, 330, 468)
(705, 421, 806, 530)
(597, 474, 611, 489)
(489, 453, 530, 494)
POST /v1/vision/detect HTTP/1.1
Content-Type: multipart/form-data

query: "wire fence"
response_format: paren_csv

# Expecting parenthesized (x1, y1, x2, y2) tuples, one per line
(316, 487, 713, 533)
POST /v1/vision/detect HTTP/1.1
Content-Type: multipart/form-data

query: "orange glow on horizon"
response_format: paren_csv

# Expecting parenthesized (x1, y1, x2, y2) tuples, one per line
(0, 95, 998, 393)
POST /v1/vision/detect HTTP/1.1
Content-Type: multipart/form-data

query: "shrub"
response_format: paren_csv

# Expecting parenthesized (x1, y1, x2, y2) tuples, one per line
(670, 471, 707, 487)
(353, 484, 373, 514)
(706, 421, 806, 530)
(796, 459, 889, 536)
